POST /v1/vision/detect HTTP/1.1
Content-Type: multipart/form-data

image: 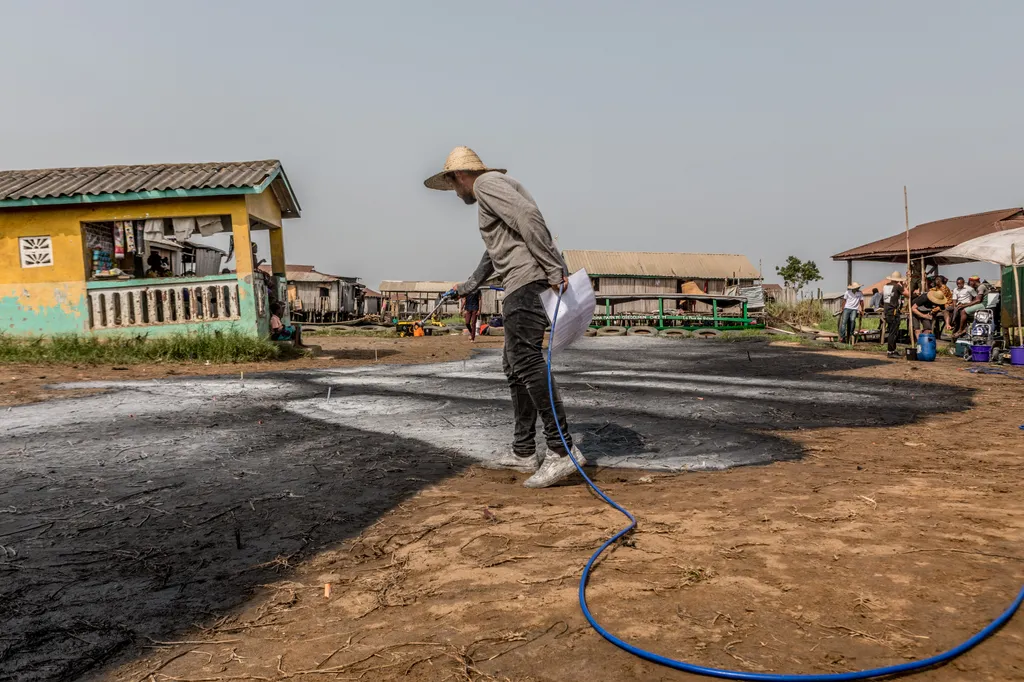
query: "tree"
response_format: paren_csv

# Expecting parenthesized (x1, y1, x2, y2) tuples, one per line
(775, 256, 823, 293)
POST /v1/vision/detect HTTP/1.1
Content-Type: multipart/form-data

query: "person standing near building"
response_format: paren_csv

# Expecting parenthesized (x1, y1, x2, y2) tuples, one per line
(425, 146, 584, 489)
(883, 271, 906, 358)
(461, 288, 481, 342)
(839, 283, 864, 344)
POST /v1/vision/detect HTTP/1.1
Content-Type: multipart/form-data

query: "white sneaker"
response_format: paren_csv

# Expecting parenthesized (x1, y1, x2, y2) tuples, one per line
(523, 445, 587, 488)
(479, 449, 542, 473)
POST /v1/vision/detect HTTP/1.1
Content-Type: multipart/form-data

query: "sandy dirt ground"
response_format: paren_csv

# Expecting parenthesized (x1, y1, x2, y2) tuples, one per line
(1, 336, 1023, 682)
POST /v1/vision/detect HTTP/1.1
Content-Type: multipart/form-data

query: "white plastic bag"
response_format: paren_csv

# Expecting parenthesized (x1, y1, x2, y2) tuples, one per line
(540, 268, 597, 354)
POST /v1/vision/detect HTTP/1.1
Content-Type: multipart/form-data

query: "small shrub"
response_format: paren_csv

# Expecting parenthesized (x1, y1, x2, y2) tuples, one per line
(766, 300, 833, 328)
(0, 330, 281, 364)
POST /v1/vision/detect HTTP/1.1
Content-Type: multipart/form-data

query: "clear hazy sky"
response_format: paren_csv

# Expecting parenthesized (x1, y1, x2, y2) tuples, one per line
(5, 0, 1021, 290)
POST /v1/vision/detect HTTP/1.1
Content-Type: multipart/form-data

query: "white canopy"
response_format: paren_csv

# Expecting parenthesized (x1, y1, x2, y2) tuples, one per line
(935, 227, 1024, 266)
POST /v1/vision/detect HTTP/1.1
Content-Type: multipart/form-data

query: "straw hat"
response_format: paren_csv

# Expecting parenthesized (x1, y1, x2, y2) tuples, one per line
(927, 290, 948, 306)
(886, 270, 906, 282)
(424, 146, 506, 190)
(847, 282, 862, 290)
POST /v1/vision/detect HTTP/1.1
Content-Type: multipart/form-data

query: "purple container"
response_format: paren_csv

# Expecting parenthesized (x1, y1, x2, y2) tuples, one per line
(971, 345, 992, 363)
(1011, 346, 1024, 366)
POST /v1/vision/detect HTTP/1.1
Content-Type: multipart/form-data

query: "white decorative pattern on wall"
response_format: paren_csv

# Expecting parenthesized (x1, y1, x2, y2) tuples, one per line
(19, 236, 53, 268)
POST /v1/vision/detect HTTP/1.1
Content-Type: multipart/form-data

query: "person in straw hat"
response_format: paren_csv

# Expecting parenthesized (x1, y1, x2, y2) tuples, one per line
(882, 271, 907, 358)
(425, 146, 585, 489)
(911, 285, 948, 334)
(838, 282, 865, 344)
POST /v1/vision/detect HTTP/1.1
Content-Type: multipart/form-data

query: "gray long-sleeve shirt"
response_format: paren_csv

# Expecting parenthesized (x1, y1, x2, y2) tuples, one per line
(456, 172, 567, 297)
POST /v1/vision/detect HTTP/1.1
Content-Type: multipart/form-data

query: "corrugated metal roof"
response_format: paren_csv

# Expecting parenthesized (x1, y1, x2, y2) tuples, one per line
(832, 208, 1024, 262)
(0, 160, 300, 217)
(379, 280, 459, 293)
(563, 250, 760, 279)
(259, 264, 342, 282)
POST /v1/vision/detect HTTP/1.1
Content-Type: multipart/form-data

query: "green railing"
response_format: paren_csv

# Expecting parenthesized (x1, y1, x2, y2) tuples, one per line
(591, 294, 763, 331)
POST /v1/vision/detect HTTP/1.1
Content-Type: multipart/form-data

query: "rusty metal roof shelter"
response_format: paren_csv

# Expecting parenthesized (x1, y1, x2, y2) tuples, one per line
(259, 264, 344, 283)
(563, 250, 760, 279)
(0, 160, 300, 218)
(832, 208, 1024, 264)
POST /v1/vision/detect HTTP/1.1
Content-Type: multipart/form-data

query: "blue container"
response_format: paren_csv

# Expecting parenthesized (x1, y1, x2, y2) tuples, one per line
(916, 331, 937, 362)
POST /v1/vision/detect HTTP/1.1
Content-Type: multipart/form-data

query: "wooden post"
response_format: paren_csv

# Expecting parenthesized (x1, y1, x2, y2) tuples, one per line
(847, 260, 853, 287)
(1013, 244, 1023, 346)
(905, 186, 914, 345)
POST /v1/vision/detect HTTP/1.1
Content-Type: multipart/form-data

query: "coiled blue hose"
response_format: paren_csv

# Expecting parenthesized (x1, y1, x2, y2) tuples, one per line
(544, 284, 1024, 680)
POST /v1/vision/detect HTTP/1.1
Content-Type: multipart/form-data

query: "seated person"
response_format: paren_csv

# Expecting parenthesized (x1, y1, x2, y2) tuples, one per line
(868, 288, 883, 311)
(959, 276, 994, 326)
(930, 275, 954, 337)
(868, 284, 884, 309)
(146, 251, 171, 277)
(948, 277, 978, 337)
(911, 289, 946, 331)
(269, 303, 302, 344)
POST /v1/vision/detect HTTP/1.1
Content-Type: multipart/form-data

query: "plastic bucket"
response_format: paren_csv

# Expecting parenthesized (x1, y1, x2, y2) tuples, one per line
(970, 345, 992, 363)
(905, 347, 917, 361)
(1011, 346, 1024, 366)
(916, 331, 936, 362)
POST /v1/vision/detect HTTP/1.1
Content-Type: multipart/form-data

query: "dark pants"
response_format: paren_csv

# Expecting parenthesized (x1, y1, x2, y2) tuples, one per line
(502, 281, 573, 456)
(839, 308, 858, 343)
(884, 308, 900, 352)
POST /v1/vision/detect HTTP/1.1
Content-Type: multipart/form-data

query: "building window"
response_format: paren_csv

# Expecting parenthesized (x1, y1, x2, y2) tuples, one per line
(319, 286, 330, 298)
(591, 277, 599, 291)
(19, 236, 53, 268)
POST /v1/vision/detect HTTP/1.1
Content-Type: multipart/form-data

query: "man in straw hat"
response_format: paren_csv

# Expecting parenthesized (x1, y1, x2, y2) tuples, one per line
(838, 282, 864, 344)
(425, 146, 585, 489)
(911, 286, 948, 333)
(882, 271, 907, 358)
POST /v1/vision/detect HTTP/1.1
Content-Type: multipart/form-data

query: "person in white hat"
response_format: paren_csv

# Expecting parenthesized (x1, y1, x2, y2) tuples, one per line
(839, 282, 864, 344)
(425, 146, 585, 489)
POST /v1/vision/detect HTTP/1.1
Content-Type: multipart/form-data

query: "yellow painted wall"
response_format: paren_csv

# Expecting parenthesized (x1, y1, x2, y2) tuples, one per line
(245, 188, 283, 228)
(1, 195, 258, 335)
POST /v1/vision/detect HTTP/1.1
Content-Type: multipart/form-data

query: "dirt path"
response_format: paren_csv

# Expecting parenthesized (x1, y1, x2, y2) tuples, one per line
(2, 339, 1023, 682)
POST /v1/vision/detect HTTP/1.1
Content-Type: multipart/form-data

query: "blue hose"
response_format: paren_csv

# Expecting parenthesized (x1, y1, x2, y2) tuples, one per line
(544, 284, 1024, 680)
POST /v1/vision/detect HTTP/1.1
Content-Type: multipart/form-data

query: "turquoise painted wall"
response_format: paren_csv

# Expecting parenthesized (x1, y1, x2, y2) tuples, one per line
(1, 289, 90, 336)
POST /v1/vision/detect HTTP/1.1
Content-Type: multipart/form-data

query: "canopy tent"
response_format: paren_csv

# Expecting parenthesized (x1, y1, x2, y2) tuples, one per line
(934, 227, 1024, 266)
(936, 228, 1024, 347)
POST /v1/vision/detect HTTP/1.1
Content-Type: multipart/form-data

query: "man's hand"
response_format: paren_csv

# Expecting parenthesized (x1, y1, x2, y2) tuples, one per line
(551, 276, 568, 293)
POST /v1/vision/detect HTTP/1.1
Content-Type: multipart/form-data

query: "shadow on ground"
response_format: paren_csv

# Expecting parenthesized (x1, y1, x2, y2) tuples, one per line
(0, 400, 468, 682)
(0, 339, 973, 680)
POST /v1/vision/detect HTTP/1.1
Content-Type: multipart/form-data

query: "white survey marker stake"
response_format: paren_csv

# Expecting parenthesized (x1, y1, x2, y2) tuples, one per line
(541, 268, 597, 354)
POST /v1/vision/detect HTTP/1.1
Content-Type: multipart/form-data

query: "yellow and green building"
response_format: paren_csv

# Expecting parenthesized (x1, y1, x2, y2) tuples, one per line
(0, 160, 300, 338)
